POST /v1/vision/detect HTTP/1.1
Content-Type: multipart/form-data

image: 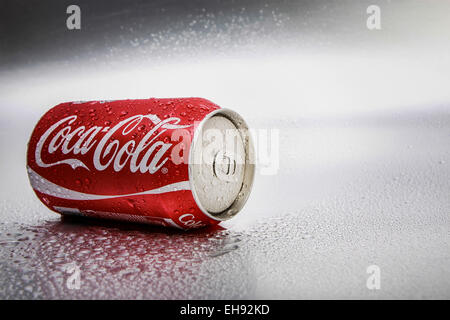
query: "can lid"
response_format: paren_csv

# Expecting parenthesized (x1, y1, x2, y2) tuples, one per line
(189, 109, 255, 221)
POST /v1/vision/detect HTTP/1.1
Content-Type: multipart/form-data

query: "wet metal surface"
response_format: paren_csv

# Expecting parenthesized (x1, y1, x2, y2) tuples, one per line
(1, 113, 449, 299)
(0, 218, 253, 299)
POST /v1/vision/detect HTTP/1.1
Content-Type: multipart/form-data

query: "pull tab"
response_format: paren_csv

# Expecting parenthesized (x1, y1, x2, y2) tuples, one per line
(213, 151, 237, 182)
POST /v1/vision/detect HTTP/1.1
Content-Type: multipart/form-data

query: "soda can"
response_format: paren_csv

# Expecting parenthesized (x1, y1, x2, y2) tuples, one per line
(26, 98, 255, 229)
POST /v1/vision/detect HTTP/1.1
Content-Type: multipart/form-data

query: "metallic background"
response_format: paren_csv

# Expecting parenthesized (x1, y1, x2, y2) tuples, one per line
(0, 0, 449, 298)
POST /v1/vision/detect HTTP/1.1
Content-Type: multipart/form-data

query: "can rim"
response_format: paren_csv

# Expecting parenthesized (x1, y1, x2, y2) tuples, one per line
(188, 108, 255, 221)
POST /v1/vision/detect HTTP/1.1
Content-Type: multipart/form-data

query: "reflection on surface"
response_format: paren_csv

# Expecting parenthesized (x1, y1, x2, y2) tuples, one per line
(1, 113, 449, 299)
(0, 216, 252, 299)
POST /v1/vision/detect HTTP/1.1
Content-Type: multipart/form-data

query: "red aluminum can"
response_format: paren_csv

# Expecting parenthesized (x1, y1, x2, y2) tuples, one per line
(26, 98, 255, 229)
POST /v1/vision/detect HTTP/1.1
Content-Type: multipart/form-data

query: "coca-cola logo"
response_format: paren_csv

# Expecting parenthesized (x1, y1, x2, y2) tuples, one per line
(35, 114, 191, 173)
(178, 214, 205, 228)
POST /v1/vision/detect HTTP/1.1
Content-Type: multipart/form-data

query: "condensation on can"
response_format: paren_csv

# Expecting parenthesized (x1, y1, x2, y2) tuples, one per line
(189, 108, 255, 222)
(26, 98, 255, 229)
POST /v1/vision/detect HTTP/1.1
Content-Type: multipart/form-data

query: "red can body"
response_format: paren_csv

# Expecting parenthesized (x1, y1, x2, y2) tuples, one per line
(27, 98, 224, 229)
